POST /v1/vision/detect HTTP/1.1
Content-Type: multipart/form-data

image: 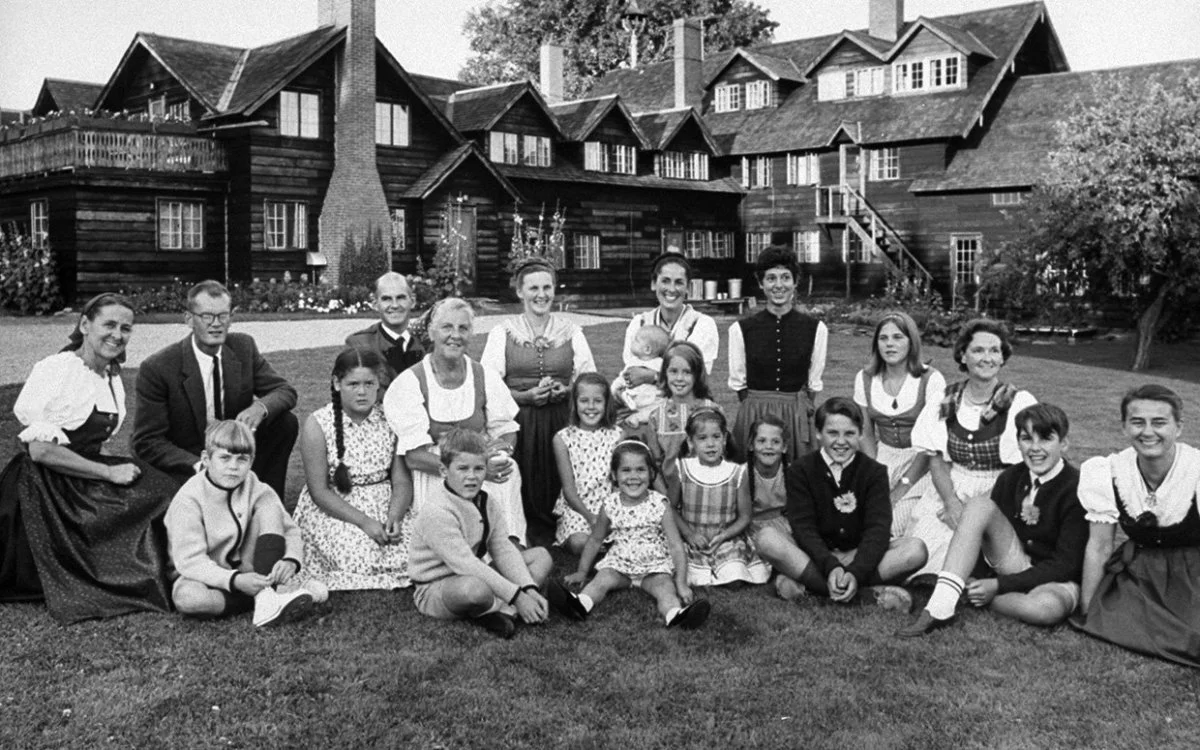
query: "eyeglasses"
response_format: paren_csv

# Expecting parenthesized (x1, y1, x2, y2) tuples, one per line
(191, 312, 231, 325)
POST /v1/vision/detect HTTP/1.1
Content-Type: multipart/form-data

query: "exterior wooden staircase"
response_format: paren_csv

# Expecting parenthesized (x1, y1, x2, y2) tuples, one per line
(815, 183, 934, 292)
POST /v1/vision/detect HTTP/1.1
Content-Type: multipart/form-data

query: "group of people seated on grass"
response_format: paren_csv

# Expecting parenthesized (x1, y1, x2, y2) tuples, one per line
(0, 247, 1197, 669)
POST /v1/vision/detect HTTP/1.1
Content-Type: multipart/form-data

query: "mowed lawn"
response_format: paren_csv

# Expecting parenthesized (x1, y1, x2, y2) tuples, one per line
(1, 317, 1199, 749)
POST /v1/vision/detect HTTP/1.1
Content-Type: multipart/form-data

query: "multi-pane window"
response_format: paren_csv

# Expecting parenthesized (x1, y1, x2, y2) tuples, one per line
(741, 156, 773, 189)
(952, 234, 982, 292)
(845, 67, 886, 98)
(712, 232, 733, 259)
(29, 200, 48, 249)
(265, 201, 308, 250)
(744, 80, 775, 110)
(894, 54, 963, 93)
(794, 230, 820, 263)
(280, 91, 319, 138)
(148, 96, 166, 119)
(745, 232, 772, 262)
(928, 56, 961, 88)
(167, 100, 189, 120)
(488, 131, 528, 165)
(655, 151, 709, 180)
(522, 135, 552, 167)
(992, 191, 1024, 206)
(684, 231, 706, 259)
(867, 148, 900, 181)
(158, 200, 203, 250)
(573, 233, 600, 270)
(713, 83, 742, 113)
(375, 102, 410, 146)
(786, 153, 819, 185)
(584, 142, 637, 174)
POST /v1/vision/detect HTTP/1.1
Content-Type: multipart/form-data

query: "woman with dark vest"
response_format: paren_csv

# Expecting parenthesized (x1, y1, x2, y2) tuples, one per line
(728, 246, 827, 461)
(853, 312, 946, 537)
(902, 319, 1035, 578)
(481, 258, 596, 542)
(383, 298, 526, 546)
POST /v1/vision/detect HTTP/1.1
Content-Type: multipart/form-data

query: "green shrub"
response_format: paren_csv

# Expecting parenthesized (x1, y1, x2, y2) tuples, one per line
(339, 227, 392, 289)
(0, 226, 63, 314)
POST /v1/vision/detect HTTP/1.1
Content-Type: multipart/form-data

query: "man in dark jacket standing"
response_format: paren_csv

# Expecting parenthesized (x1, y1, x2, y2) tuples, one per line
(344, 271, 424, 378)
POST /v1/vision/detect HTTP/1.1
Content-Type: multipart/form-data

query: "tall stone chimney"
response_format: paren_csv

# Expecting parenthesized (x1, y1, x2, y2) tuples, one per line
(869, 0, 904, 42)
(673, 18, 703, 110)
(540, 44, 564, 104)
(317, 0, 391, 283)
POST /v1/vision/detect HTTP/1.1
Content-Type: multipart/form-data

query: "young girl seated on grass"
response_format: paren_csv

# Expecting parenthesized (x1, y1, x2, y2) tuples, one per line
(558, 440, 710, 629)
(673, 409, 770, 586)
(552, 373, 623, 555)
(784, 398, 926, 609)
(165, 420, 326, 628)
(746, 415, 815, 600)
(409, 428, 574, 638)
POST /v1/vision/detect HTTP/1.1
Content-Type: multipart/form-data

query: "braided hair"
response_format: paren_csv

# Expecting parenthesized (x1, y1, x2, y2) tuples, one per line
(745, 414, 789, 504)
(330, 346, 389, 494)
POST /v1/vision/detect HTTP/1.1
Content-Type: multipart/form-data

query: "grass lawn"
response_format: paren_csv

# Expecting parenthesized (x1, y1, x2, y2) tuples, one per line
(2, 319, 1199, 749)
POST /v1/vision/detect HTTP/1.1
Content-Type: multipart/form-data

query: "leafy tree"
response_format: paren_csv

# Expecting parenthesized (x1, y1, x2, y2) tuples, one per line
(980, 73, 1200, 370)
(461, 0, 777, 99)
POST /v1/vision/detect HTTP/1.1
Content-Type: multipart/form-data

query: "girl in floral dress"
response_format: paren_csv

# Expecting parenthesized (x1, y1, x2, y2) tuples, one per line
(294, 348, 414, 591)
(673, 408, 770, 587)
(552, 373, 622, 554)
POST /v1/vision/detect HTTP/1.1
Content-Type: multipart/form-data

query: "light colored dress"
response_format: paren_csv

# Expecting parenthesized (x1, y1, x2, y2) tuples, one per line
(631, 398, 720, 497)
(293, 404, 412, 590)
(595, 490, 674, 580)
(552, 425, 622, 545)
(749, 466, 790, 540)
(854, 367, 947, 537)
(677, 457, 770, 586)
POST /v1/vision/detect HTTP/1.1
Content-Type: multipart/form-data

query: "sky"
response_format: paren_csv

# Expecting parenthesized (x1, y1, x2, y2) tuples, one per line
(2, 0, 1199, 109)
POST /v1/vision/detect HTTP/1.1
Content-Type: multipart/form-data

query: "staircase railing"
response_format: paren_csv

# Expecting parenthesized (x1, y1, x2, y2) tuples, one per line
(840, 183, 934, 288)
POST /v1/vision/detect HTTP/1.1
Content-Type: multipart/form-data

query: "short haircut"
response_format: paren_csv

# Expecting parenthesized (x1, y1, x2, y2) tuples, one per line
(632, 325, 671, 357)
(187, 280, 231, 310)
(510, 258, 558, 291)
(438, 428, 490, 466)
(610, 439, 659, 484)
(205, 420, 256, 456)
(754, 246, 799, 283)
(374, 271, 410, 297)
(814, 396, 864, 431)
(1015, 403, 1070, 440)
(429, 297, 474, 328)
(569, 372, 617, 428)
(651, 252, 691, 282)
(865, 311, 926, 378)
(1120, 384, 1184, 422)
(953, 318, 1012, 373)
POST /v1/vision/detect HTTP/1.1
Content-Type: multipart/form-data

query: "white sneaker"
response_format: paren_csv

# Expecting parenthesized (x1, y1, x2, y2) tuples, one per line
(253, 587, 313, 627)
(280, 578, 330, 605)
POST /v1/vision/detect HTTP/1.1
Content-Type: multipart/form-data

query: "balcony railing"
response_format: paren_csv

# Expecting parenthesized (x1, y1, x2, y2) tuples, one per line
(0, 117, 227, 179)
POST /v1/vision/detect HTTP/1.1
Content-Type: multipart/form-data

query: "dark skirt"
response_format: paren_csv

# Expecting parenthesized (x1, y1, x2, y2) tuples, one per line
(733, 390, 815, 463)
(514, 400, 571, 534)
(1070, 539, 1200, 669)
(0, 451, 176, 624)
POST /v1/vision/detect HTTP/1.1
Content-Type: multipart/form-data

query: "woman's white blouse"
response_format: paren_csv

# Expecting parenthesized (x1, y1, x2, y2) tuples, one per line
(1078, 443, 1200, 526)
(853, 369, 947, 417)
(480, 315, 597, 379)
(622, 305, 719, 374)
(911, 388, 1036, 465)
(384, 356, 519, 454)
(13, 351, 124, 445)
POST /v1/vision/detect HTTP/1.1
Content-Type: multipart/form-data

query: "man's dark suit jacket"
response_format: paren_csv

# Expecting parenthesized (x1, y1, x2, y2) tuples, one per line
(345, 321, 424, 377)
(132, 332, 298, 476)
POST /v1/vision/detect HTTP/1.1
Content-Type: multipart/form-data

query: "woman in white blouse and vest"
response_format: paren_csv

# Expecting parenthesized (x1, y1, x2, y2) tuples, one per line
(854, 312, 946, 536)
(621, 253, 719, 384)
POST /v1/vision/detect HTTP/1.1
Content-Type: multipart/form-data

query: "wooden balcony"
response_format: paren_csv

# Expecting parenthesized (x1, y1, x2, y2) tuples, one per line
(813, 185, 863, 223)
(0, 116, 227, 179)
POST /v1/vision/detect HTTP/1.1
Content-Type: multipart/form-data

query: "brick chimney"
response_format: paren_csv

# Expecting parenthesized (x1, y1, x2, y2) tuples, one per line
(540, 44, 564, 104)
(317, 0, 391, 283)
(869, 0, 904, 42)
(673, 18, 703, 109)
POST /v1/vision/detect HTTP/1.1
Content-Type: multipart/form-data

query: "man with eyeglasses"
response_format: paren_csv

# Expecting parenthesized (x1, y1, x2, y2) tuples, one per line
(134, 280, 299, 503)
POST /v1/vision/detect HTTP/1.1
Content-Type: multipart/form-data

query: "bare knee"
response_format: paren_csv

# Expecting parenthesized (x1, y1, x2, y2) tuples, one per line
(896, 537, 928, 569)
(563, 534, 589, 556)
(173, 581, 223, 617)
(522, 547, 552, 583)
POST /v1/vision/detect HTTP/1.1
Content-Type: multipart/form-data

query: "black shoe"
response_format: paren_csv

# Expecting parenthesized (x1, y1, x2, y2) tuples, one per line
(668, 599, 711, 630)
(894, 609, 956, 638)
(474, 611, 517, 639)
(907, 573, 939, 590)
(545, 579, 588, 621)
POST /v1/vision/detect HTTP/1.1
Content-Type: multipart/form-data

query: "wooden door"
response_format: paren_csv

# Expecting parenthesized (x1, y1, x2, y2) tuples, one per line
(441, 201, 477, 295)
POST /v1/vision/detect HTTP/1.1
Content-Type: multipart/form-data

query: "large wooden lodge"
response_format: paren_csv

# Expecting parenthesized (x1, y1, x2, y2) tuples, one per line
(1, 0, 1197, 303)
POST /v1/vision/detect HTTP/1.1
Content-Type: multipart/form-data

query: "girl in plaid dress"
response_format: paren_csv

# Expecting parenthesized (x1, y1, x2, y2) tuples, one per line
(674, 409, 770, 586)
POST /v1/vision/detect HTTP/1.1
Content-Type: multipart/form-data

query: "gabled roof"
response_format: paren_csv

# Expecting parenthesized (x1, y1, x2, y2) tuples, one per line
(802, 15, 996, 78)
(33, 79, 104, 114)
(703, 48, 806, 87)
(410, 73, 475, 99)
(221, 26, 345, 114)
(633, 107, 718, 153)
(375, 40, 467, 149)
(400, 143, 521, 201)
(910, 58, 1200, 193)
(549, 95, 649, 147)
(445, 81, 563, 138)
(102, 32, 245, 113)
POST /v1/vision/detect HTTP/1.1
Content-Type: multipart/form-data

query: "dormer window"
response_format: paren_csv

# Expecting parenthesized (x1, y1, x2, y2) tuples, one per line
(280, 90, 319, 138)
(714, 83, 742, 113)
(489, 131, 520, 164)
(584, 142, 636, 175)
(655, 151, 709, 180)
(744, 80, 776, 110)
(521, 135, 552, 167)
(894, 54, 964, 93)
(820, 67, 886, 101)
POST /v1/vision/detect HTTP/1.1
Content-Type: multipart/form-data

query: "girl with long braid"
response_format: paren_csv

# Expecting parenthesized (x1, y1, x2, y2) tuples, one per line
(293, 348, 415, 591)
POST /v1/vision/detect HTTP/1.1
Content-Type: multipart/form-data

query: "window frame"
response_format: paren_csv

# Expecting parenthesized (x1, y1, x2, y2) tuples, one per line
(867, 147, 900, 181)
(745, 231, 772, 263)
(713, 83, 742, 113)
(951, 233, 983, 293)
(375, 101, 411, 147)
(584, 142, 636, 174)
(744, 80, 774, 110)
(741, 156, 773, 189)
(573, 233, 601, 270)
(29, 199, 49, 250)
(264, 200, 309, 251)
(157, 199, 204, 251)
(992, 191, 1024, 206)
(785, 153, 819, 186)
(280, 90, 319, 138)
(656, 150, 709, 180)
(893, 53, 964, 94)
(521, 134, 552, 167)
(793, 230, 820, 264)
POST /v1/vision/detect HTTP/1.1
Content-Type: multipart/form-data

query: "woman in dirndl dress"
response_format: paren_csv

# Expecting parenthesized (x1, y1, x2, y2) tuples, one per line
(1072, 384, 1200, 668)
(854, 311, 946, 536)
(481, 258, 595, 542)
(728, 246, 827, 461)
(903, 319, 1035, 578)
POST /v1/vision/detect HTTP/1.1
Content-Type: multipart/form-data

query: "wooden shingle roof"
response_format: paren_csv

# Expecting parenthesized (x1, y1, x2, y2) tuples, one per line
(400, 143, 521, 200)
(221, 26, 345, 114)
(133, 32, 246, 112)
(910, 58, 1200, 193)
(445, 82, 533, 132)
(33, 79, 104, 114)
(549, 95, 649, 146)
(703, 48, 805, 87)
(632, 107, 718, 153)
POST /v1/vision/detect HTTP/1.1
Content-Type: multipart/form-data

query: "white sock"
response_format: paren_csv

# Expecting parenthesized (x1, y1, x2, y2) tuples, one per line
(579, 593, 595, 612)
(926, 571, 965, 620)
(665, 606, 681, 624)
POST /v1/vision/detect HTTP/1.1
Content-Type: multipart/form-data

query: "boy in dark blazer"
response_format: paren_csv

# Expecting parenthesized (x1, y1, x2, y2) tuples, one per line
(785, 397, 927, 608)
(133, 280, 298, 502)
(344, 272, 424, 379)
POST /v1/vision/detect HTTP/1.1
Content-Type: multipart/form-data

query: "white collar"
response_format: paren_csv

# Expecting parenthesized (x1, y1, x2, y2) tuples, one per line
(820, 449, 854, 471)
(190, 336, 221, 364)
(1030, 459, 1065, 487)
(380, 323, 409, 343)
